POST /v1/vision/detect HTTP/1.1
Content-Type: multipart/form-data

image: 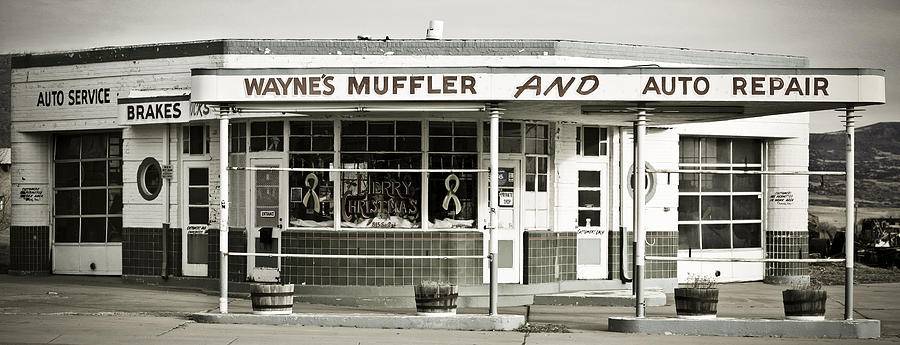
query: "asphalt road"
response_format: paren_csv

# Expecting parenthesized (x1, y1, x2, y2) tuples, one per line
(0, 275, 897, 344)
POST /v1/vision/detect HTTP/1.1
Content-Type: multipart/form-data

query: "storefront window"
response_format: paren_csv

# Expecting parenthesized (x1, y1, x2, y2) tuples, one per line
(250, 121, 284, 152)
(576, 126, 608, 156)
(53, 132, 123, 244)
(340, 121, 422, 228)
(677, 137, 763, 250)
(229, 122, 247, 153)
(182, 125, 208, 155)
(428, 121, 477, 228)
(482, 121, 526, 153)
(288, 121, 335, 228)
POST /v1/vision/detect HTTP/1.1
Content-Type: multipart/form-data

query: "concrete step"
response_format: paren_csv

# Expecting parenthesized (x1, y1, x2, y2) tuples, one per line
(295, 294, 534, 308)
(532, 289, 667, 307)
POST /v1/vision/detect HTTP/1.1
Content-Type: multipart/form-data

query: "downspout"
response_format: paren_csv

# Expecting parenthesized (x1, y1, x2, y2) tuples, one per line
(161, 124, 171, 279)
(618, 127, 632, 283)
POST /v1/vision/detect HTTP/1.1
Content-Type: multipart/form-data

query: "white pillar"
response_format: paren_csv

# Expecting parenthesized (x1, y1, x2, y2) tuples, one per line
(840, 106, 861, 320)
(632, 108, 650, 318)
(488, 103, 501, 316)
(218, 111, 230, 314)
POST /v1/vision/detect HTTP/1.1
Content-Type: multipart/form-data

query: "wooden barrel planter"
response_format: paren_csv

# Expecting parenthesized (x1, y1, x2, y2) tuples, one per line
(414, 281, 458, 316)
(783, 289, 827, 320)
(250, 283, 294, 315)
(674, 288, 719, 319)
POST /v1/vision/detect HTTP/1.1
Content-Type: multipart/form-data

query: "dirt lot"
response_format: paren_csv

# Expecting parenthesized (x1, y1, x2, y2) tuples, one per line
(811, 261, 900, 285)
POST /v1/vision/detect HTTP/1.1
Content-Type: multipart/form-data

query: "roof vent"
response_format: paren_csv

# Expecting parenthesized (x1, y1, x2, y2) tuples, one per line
(425, 20, 444, 40)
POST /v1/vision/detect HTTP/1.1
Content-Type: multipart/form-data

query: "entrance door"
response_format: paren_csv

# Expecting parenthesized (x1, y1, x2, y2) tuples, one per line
(482, 159, 521, 284)
(575, 161, 609, 279)
(248, 157, 285, 282)
(182, 162, 210, 277)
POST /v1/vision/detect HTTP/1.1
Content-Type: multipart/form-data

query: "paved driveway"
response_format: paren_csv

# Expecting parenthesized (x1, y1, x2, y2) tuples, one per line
(0, 275, 897, 344)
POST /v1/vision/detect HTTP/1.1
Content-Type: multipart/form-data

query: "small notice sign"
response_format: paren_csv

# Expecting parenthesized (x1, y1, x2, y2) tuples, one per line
(259, 210, 276, 218)
(161, 165, 174, 179)
(499, 191, 514, 207)
(186, 224, 208, 234)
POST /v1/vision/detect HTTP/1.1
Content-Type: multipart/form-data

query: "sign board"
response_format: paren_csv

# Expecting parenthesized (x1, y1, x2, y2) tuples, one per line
(186, 224, 208, 234)
(499, 192, 514, 207)
(191, 68, 885, 104)
(161, 165, 174, 180)
(117, 93, 217, 126)
(259, 210, 276, 218)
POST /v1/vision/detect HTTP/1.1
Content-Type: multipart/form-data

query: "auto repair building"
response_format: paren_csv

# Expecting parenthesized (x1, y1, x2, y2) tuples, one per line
(5, 39, 885, 300)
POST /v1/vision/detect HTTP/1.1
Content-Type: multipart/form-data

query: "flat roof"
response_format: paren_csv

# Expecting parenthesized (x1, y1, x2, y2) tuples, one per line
(10, 39, 809, 69)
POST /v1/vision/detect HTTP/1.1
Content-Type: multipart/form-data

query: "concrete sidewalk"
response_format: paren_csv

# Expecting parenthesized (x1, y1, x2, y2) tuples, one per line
(0, 274, 897, 344)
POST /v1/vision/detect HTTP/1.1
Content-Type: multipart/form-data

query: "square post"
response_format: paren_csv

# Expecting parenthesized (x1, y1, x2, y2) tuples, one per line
(218, 110, 230, 314)
(488, 103, 501, 316)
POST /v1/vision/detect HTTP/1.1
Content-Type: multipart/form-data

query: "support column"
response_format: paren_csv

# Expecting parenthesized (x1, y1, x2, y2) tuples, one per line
(218, 110, 230, 314)
(839, 106, 861, 320)
(488, 103, 501, 316)
(631, 107, 651, 318)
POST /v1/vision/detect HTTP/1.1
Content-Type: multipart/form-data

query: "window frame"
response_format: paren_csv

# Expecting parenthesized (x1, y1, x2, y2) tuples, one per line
(576, 126, 609, 157)
(52, 131, 123, 245)
(677, 137, 764, 250)
(182, 124, 210, 155)
(247, 118, 554, 232)
(427, 121, 479, 229)
(287, 120, 336, 229)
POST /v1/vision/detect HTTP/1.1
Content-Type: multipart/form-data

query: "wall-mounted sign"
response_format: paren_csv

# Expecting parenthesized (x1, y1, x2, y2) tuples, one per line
(117, 93, 217, 126)
(191, 68, 885, 104)
(259, 210, 276, 218)
(17, 186, 44, 202)
(769, 191, 795, 206)
(36, 88, 112, 107)
(186, 224, 208, 234)
(161, 165, 174, 180)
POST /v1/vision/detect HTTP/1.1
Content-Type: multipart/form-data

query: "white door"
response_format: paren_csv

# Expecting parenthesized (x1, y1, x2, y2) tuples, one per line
(482, 159, 522, 284)
(576, 161, 609, 279)
(248, 157, 286, 282)
(181, 162, 210, 277)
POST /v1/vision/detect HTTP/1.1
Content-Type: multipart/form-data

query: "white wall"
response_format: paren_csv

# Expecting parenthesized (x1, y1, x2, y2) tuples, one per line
(11, 55, 221, 230)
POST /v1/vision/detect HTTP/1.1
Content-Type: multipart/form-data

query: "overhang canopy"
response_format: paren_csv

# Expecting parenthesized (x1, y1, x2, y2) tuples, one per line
(190, 67, 885, 124)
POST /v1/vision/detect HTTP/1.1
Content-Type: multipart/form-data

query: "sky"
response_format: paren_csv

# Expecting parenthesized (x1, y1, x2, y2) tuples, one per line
(0, 0, 897, 132)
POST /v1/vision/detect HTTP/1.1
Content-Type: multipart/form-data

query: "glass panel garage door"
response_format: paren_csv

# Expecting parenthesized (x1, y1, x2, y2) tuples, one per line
(53, 132, 123, 275)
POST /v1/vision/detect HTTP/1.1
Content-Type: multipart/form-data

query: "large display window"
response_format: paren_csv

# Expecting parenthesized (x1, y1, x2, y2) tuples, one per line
(340, 121, 422, 228)
(677, 137, 763, 250)
(427, 121, 478, 229)
(288, 121, 335, 227)
(227, 118, 551, 231)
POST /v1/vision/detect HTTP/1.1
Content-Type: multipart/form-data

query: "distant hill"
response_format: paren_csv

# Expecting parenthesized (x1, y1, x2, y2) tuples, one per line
(809, 122, 900, 207)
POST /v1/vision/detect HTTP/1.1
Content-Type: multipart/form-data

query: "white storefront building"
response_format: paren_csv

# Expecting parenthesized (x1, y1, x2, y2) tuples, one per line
(7, 39, 884, 304)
